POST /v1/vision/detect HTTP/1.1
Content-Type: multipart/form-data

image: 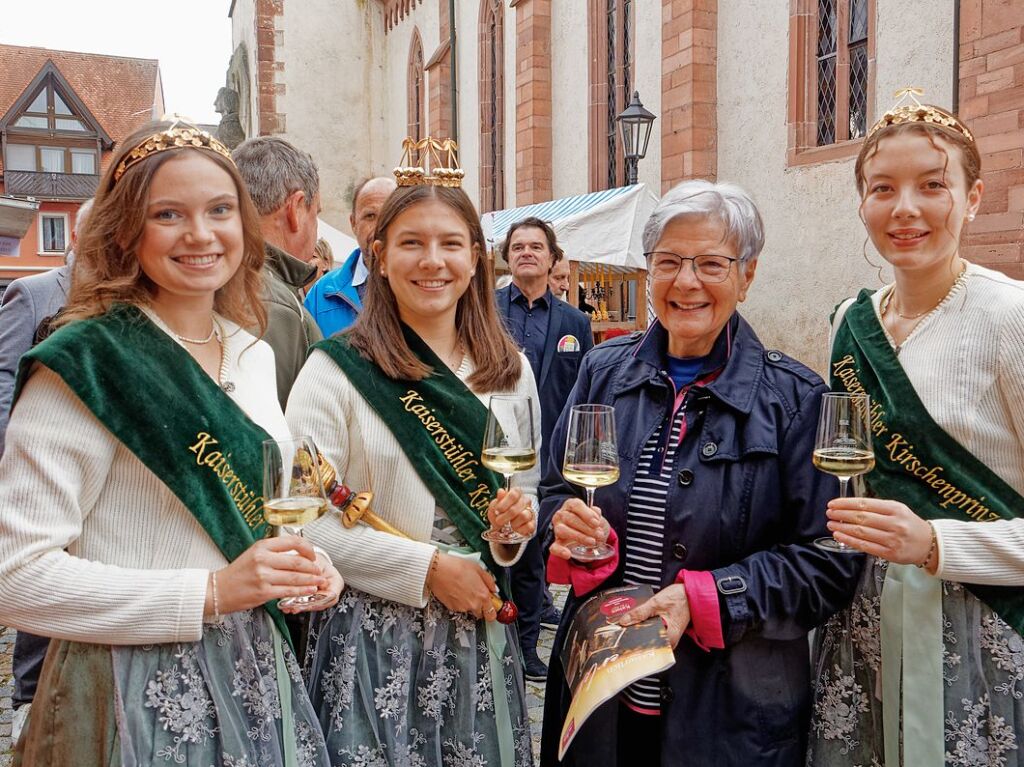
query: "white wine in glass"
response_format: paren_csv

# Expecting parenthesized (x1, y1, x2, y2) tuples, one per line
(263, 435, 332, 608)
(481, 395, 537, 544)
(812, 392, 875, 552)
(563, 403, 619, 561)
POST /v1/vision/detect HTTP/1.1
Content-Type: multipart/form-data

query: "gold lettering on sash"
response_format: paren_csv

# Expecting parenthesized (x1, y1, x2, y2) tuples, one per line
(831, 359, 1001, 523)
(399, 389, 494, 516)
(190, 432, 265, 528)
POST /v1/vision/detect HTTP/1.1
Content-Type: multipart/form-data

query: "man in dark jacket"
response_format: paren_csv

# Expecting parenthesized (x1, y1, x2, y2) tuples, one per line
(496, 217, 594, 681)
(233, 137, 323, 408)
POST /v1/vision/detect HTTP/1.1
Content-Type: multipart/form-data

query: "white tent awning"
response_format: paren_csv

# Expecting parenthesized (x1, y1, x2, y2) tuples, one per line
(317, 219, 358, 267)
(481, 184, 658, 270)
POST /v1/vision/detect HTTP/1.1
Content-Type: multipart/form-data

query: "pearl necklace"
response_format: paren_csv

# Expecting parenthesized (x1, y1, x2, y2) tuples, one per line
(881, 265, 969, 354)
(174, 325, 217, 345)
(214, 319, 236, 393)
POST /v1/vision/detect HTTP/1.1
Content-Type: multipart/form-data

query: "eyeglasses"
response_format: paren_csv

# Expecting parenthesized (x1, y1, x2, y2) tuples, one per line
(644, 252, 739, 283)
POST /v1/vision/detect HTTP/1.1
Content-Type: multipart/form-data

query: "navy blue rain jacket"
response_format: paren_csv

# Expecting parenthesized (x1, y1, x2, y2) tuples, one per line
(538, 315, 863, 767)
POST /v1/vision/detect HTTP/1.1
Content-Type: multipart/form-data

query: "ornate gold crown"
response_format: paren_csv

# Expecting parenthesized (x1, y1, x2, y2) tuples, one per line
(112, 119, 235, 184)
(393, 137, 465, 188)
(868, 87, 974, 144)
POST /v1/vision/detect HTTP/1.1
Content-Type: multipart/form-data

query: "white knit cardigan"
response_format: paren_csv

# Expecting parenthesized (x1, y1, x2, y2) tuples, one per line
(844, 262, 1024, 584)
(287, 348, 540, 608)
(0, 311, 290, 644)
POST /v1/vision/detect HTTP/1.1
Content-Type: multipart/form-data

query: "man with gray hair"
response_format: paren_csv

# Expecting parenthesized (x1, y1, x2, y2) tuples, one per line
(0, 196, 93, 738)
(233, 136, 323, 408)
(304, 175, 396, 336)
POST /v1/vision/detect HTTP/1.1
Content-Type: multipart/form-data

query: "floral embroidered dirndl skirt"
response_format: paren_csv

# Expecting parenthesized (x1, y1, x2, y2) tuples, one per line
(304, 587, 534, 767)
(16, 609, 330, 767)
(807, 557, 1024, 766)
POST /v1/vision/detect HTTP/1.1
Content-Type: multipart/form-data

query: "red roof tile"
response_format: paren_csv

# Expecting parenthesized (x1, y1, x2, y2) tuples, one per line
(0, 43, 163, 173)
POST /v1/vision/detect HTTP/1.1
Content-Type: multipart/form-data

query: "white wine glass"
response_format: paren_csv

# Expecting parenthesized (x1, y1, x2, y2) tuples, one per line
(263, 435, 332, 608)
(481, 395, 537, 544)
(563, 403, 620, 561)
(812, 393, 875, 552)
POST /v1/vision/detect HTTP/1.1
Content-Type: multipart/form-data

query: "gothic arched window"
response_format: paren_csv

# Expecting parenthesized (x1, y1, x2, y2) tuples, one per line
(589, 0, 633, 190)
(408, 29, 425, 142)
(479, 0, 505, 212)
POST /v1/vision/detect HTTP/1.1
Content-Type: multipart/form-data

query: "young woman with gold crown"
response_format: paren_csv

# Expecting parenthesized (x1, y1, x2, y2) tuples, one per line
(0, 119, 342, 765)
(286, 138, 538, 766)
(807, 91, 1024, 765)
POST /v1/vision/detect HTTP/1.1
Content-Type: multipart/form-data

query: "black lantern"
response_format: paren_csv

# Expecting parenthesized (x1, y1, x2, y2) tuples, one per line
(616, 91, 656, 186)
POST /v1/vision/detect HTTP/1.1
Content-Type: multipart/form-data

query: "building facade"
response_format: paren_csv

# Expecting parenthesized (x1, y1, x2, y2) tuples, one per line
(0, 44, 164, 289)
(229, 0, 1024, 370)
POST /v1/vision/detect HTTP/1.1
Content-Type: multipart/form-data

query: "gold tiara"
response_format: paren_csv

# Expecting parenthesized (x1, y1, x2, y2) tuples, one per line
(112, 119, 235, 184)
(868, 87, 974, 145)
(393, 136, 464, 188)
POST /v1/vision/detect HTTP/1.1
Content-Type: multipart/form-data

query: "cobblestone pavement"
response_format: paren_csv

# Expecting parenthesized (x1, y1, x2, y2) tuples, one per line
(0, 626, 13, 767)
(0, 586, 568, 766)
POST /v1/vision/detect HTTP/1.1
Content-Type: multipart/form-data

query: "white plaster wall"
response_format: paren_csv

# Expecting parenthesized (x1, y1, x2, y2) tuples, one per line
(275, 0, 389, 232)
(633, 2, 662, 193)
(229, 0, 260, 137)
(716, 0, 955, 374)
(551, 0, 589, 199)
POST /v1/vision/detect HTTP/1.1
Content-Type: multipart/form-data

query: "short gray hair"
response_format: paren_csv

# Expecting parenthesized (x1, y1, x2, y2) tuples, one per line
(232, 136, 320, 216)
(642, 179, 765, 263)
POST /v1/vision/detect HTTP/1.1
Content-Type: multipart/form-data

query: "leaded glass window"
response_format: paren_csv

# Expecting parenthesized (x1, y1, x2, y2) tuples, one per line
(815, 0, 872, 147)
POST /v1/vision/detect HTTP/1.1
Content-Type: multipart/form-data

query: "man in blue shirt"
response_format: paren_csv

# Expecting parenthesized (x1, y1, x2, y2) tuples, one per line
(496, 217, 594, 681)
(304, 176, 396, 336)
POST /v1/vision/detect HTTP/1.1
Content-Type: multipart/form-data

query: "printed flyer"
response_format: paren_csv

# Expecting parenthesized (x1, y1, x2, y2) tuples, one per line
(558, 584, 675, 760)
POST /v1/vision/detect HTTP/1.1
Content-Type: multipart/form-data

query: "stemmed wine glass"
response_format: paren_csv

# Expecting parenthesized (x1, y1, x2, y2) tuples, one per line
(563, 404, 620, 561)
(812, 392, 876, 552)
(262, 435, 333, 608)
(480, 395, 537, 544)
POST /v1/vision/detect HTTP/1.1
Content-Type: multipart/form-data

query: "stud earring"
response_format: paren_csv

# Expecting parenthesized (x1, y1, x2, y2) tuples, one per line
(967, 212, 976, 222)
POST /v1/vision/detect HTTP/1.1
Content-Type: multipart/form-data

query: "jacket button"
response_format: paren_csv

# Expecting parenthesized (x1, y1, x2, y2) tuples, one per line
(702, 442, 718, 457)
(677, 469, 694, 487)
(660, 686, 674, 704)
(672, 543, 687, 561)
(767, 350, 783, 362)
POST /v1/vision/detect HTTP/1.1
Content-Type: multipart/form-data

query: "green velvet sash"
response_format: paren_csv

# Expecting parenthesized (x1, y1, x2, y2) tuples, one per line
(13, 304, 291, 645)
(314, 328, 507, 590)
(833, 289, 1024, 633)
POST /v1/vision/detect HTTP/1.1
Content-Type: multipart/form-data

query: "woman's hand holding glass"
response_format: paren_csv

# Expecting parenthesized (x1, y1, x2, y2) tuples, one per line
(562, 404, 619, 560)
(481, 395, 537, 544)
(549, 497, 612, 561)
(826, 497, 936, 571)
(205, 535, 343, 618)
(485, 487, 536, 543)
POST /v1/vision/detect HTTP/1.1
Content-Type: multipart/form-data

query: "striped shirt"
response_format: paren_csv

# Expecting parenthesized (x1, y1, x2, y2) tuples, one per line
(621, 400, 689, 712)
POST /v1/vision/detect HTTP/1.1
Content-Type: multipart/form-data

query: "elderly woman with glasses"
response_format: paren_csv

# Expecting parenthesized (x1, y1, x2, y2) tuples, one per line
(538, 180, 862, 767)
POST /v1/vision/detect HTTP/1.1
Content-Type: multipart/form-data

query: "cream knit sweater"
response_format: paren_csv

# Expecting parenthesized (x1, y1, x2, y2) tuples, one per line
(0, 310, 290, 644)
(861, 262, 1024, 585)
(287, 347, 540, 608)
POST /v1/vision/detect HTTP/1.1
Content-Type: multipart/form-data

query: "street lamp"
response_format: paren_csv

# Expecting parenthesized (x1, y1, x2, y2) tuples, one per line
(616, 91, 657, 186)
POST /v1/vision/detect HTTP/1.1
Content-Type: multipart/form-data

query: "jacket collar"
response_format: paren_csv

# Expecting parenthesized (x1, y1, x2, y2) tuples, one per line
(320, 247, 363, 304)
(264, 242, 318, 291)
(616, 314, 763, 414)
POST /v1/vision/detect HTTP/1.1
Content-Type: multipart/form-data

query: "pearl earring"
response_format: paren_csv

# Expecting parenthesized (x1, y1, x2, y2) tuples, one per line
(967, 213, 976, 222)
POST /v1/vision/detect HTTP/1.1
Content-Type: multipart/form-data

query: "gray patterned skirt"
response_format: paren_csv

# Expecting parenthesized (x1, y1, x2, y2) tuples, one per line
(16, 609, 330, 767)
(807, 558, 1024, 767)
(304, 588, 533, 767)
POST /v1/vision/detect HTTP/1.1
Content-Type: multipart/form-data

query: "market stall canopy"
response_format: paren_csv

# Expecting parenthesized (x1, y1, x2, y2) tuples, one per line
(317, 218, 358, 268)
(482, 184, 658, 271)
(0, 195, 40, 240)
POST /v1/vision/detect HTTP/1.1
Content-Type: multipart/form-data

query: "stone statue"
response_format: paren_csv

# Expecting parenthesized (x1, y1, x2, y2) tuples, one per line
(214, 87, 245, 149)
